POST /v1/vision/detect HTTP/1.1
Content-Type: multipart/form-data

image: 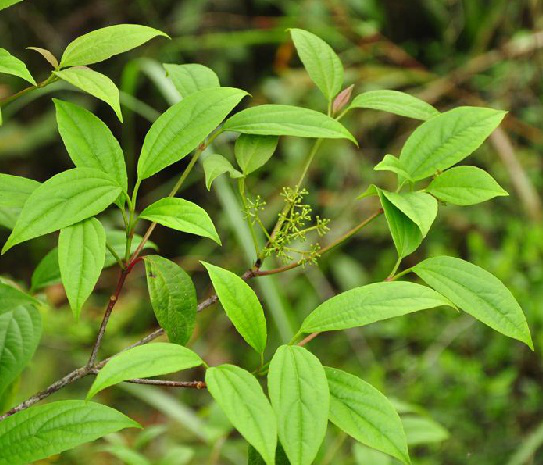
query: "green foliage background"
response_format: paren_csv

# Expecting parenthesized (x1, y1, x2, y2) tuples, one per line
(1, 0, 542, 463)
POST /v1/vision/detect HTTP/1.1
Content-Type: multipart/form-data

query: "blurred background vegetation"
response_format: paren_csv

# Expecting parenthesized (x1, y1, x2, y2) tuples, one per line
(1, 0, 543, 463)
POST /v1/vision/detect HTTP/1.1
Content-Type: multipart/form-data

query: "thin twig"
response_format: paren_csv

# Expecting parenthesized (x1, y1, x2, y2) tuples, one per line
(0, 75, 56, 108)
(0, 367, 91, 421)
(298, 332, 319, 347)
(88, 258, 142, 367)
(124, 379, 206, 389)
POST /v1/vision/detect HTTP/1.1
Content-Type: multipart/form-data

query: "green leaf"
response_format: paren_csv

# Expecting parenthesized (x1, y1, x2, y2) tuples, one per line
(104, 230, 155, 268)
(0, 305, 41, 397)
(377, 188, 422, 258)
(235, 134, 279, 175)
(0, 174, 40, 230)
(203, 154, 242, 190)
(88, 342, 203, 399)
(31, 248, 61, 292)
(0, 400, 140, 465)
(413, 256, 533, 348)
(144, 255, 197, 345)
(140, 197, 221, 245)
(137, 87, 246, 180)
(426, 166, 508, 205)
(349, 90, 438, 120)
(60, 24, 168, 67)
(27, 47, 59, 68)
(0, 173, 40, 209)
(223, 105, 356, 143)
(2, 168, 121, 254)
(380, 190, 437, 237)
(206, 365, 277, 465)
(54, 99, 127, 193)
(268, 345, 329, 465)
(0, 48, 36, 85)
(202, 262, 266, 354)
(300, 281, 452, 334)
(0, 282, 40, 309)
(374, 155, 413, 181)
(163, 63, 220, 97)
(58, 218, 106, 319)
(0, 206, 17, 230)
(290, 29, 343, 101)
(399, 106, 506, 181)
(0, 0, 24, 12)
(54, 68, 123, 121)
(402, 417, 449, 445)
(357, 184, 377, 200)
(325, 367, 409, 464)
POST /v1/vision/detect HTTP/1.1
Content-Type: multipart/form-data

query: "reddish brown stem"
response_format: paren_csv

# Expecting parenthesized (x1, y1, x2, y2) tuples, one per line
(87, 256, 142, 367)
(298, 332, 319, 347)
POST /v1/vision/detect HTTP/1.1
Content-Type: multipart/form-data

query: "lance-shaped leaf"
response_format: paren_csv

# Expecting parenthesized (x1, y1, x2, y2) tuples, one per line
(374, 155, 412, 181)
(202, 154, 242, 190)
(223, 105, 356, 143)
(2, 168, 121, 254)
(202, 262, 266, 354)
(31, 248, 61, 292)
(300, 281, 452, 334)
(0, 400, 140, 465)
(206, 365, 277, 465)
(144, 255, 197, 345)
(290, 28, 344, 101)
(234, 134, 279, 175)
(0, 173, 40, 209)
(380, 190, 437, 237)
(325, 367, 410, 464)
(27, 47, 59, 68)
(88, 342, 203, 399)
(104, 230, 156, 268)
(137, 87, 247, 180)
(58, 218, 106, 319)
(0, 282, 40, 309)
(0, 48, 36, 85)
(0, 206, 18, 230)
(413, 256, 533, 348)
(60, 24, 168, 67)
(426, 166, 508, 205)
(0, 305, 41, 397)
(140, 197, 221, 244)
(348, 90, 438, 121)
(268, 345, 329, 465)
(54, 68, 123, 121)
(163, 63, 220, 97)
(0, 174, 40, 229)
(377, 188, 422, 258)
(399, 106, 506, 181)
(54, 99, 127, 193)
